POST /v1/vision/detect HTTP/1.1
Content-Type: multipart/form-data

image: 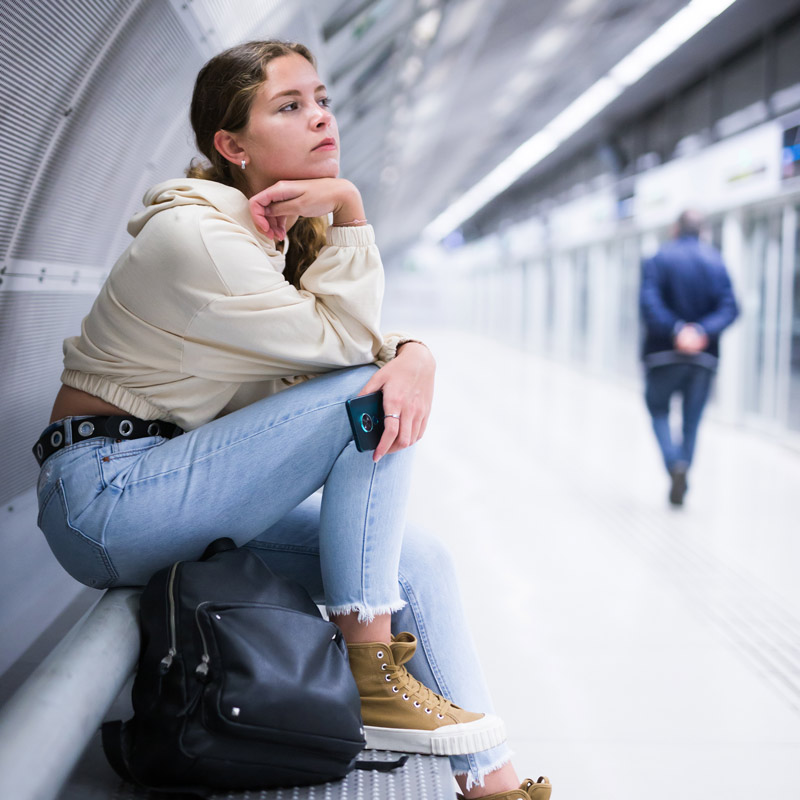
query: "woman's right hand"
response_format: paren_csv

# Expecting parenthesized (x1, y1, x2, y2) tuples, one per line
(248, 178, 365, 240)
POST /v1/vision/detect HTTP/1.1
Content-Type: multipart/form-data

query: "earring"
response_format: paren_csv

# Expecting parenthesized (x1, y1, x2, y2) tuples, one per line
(241, 160, 246, 170)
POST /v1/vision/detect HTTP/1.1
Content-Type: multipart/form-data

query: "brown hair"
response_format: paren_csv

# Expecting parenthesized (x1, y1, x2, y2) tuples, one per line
(186, 40, 327, 287)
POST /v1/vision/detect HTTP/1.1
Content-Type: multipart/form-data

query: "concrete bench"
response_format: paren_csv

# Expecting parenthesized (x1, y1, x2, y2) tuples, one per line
(0, 589, 454, 799)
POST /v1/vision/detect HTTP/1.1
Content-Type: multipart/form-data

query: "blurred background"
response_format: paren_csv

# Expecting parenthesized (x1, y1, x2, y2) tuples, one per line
(2, 1, 800, 798)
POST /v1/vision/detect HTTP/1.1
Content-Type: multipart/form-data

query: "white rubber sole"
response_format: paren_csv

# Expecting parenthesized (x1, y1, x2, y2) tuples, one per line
(363, 714, 507, 756)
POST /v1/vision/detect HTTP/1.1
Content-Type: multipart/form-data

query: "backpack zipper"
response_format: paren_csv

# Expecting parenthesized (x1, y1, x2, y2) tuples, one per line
(194, 601, 211, 678)
(159, 561, 181, 673)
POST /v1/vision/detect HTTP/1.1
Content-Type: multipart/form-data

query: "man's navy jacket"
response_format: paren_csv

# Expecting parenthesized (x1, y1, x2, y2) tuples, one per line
(639, 235, 739, 370)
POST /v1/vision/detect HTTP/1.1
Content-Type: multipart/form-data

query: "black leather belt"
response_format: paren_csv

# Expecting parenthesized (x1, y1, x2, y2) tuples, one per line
(33, 415, 184, 466)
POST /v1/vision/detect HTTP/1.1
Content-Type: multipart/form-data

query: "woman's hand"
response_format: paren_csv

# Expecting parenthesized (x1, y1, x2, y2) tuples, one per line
(358, 343, 436, 463)
(248, 178, 364, 240)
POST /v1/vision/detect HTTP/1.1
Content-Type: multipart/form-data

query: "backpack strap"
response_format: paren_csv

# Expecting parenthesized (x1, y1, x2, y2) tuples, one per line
(101, 720, 136, 784)
(199, 537, 237, 560)
(354, 754, 410, 772)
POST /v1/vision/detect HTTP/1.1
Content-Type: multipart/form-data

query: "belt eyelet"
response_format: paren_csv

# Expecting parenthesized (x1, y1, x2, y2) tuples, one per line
(147, 423, 161, 436)
(118, 420, 134, 437)
(78, 421, 95, 437)
(50, 430, 63, 447)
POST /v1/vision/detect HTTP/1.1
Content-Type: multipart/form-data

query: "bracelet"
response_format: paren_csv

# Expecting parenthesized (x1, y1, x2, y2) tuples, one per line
(332, 218, 368, 227)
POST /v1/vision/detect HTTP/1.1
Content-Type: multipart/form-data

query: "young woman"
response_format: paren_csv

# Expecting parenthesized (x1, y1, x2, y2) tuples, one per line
(33, 40, 550, 799)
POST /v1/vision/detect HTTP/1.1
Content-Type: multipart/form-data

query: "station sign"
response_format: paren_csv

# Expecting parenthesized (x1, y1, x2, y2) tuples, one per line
(633, 121, 783, 228)
(782, 124, 800, 180)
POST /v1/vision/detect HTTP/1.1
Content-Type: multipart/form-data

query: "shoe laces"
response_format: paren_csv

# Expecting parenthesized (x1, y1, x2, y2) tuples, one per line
(384, 636, 453, 713)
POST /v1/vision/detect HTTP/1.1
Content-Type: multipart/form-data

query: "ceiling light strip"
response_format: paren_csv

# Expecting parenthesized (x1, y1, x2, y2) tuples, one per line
(423, 0, 738, 241)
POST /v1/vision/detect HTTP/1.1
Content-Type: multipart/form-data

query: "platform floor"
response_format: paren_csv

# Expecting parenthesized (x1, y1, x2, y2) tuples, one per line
(401, 328, 800, 800)
(31, 325, 800, 799)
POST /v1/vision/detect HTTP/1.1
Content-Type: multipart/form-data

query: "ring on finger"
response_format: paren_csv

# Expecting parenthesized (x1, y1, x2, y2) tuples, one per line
(384, 413, 400, 420)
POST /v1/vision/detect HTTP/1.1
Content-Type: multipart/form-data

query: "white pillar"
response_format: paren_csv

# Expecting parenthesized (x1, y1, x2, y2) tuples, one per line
(718, 210, 745, 423)
(587, 242, 608, 374)
(776, 204, 797, 425)
(554, 252, 573, 361)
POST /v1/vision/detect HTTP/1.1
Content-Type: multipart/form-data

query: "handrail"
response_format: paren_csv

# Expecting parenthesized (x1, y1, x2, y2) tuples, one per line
(0, 588, 141, 800)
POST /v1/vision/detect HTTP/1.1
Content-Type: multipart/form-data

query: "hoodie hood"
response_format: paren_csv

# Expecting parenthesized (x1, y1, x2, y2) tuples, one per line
(127, 178, 284, 253)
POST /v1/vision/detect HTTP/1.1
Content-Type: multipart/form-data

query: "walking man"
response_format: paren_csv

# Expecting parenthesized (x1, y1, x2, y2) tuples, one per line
(639, 210, 739, 506)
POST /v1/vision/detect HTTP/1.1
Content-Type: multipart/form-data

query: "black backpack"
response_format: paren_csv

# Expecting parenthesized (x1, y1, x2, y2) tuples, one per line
(102, 538, 404, 794)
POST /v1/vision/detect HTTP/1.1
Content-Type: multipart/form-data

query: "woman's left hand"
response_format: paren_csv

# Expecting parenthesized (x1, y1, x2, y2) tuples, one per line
(358, 342, 436, 463)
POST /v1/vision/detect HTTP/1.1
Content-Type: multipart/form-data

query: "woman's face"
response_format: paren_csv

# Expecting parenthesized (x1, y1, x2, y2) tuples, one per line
(239, 53, 340, 190)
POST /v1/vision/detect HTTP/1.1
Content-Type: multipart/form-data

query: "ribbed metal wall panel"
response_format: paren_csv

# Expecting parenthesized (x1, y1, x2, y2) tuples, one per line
(0, 0, 316, 506)
(0, 0, 136, 265)
(11, 1, 203, 267)
(0, 0, 204, 505)
(0, 293, 95, 507)
(104, 112, 199, 267)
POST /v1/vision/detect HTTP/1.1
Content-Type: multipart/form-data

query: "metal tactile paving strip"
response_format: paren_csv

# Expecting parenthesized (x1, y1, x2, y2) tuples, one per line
(584, 492, 800, 715)
(108, 752, 454, 800)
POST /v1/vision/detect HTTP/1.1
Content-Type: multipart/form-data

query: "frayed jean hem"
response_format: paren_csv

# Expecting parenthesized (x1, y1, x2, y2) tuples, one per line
(327, 598, 407, 624)
(452, 745, 515, 791)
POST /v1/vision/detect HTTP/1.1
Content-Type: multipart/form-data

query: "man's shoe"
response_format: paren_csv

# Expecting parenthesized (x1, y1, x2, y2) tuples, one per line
(669, 462, 688, 506)
(457, 776, 552, 799)
(346, 632, 506, 756)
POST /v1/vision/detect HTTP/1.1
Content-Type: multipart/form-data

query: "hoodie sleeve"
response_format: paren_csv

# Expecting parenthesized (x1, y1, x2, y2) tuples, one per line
(180, 215, 391, 381)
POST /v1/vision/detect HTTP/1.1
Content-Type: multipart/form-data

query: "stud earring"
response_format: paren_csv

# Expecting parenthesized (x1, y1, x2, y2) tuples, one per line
(241, 160, 246, 170)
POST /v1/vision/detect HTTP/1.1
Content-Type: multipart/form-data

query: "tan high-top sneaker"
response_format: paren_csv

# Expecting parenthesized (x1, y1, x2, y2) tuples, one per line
(457, 776, 552, 800)
(346, 632, 506, 756)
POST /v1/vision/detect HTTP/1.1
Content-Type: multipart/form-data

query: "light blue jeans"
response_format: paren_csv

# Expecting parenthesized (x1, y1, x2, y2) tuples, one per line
(35, 365, 511, 785)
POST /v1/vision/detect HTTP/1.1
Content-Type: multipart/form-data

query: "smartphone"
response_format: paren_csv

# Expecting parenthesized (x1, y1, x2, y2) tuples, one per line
(345, 391, 385, 452)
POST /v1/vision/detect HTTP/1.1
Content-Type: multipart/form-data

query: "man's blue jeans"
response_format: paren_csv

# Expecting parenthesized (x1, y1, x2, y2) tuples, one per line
(644, 363, 714, 474)
(35, 365, 512, 785)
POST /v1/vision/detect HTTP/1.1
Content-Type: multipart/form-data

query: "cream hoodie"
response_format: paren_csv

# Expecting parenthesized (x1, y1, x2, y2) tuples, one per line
(61, 178, 411, 430)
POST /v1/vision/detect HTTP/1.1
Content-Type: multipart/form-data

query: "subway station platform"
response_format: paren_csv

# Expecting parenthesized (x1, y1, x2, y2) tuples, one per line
(402, 328, 800, 800)
(5, 327, 800, 800)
